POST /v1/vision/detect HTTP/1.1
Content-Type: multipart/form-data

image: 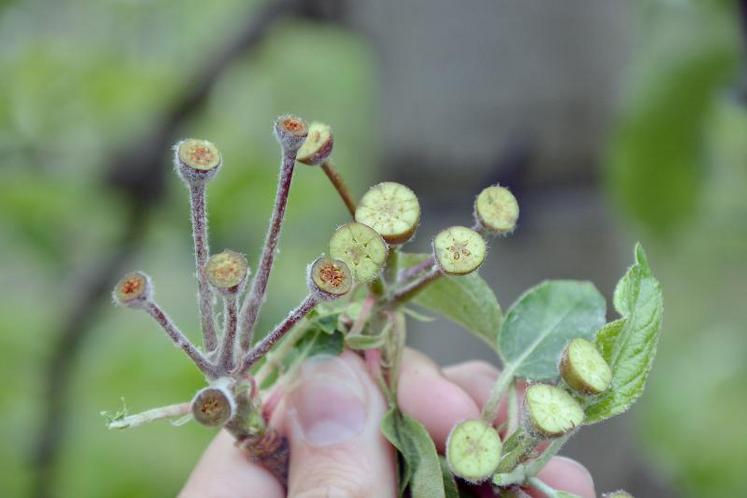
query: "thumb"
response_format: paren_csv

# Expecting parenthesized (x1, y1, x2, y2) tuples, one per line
(282, 351, 396, 498)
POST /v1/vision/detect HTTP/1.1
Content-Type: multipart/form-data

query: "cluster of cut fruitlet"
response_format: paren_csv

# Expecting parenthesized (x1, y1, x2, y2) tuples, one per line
(109, 114, 632, 497)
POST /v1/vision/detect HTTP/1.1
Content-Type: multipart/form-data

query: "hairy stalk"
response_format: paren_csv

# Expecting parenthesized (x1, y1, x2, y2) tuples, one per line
(524, 431, 575, 477)
(189, 182, 218, 352)
(347, 295, 376, 337)
(238, 294, 319, 375)
(383, 311, 406, 400)
(32, 1, 300, 493)
(384, 247, 399, 285)
(143, 301, 216, 377)
(528, 477, 561, 498)
(321, 160, 356, 218)
(107, 402, 190, 430)
(254, 314, 314, 387)
(481, 364, 516, 423)
(506, 380, 520, 436)
(398, 256, 435, 282)
(391, 266, 442, 303)
(239, 151, 297, 350)
(218, 383, 289, 484)
(217, 292, 239, 372)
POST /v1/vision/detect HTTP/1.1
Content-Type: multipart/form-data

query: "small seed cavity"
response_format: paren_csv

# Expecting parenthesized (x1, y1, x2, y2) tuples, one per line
(177, 139, 221, 172)
(329, 222, 388, 283)
(433, 226, 486, 275)
(113, 271, 151, 306)
(121, 277, 142, 296)
(320, 265, 344, 287)
(446, 419, 502, 483)
(206, 250, 249, 291)
(282, 117, 306, 135)
(191, 385, 235, 427)
(448, 241, 470, 260)
(310, 256, 352, 298)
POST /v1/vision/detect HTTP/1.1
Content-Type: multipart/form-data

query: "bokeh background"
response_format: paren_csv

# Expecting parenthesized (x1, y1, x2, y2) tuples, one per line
(1, 0, 745, 497)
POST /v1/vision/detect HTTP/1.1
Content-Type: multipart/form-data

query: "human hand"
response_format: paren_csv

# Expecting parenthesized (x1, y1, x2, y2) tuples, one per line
(181, 349, 595, 498)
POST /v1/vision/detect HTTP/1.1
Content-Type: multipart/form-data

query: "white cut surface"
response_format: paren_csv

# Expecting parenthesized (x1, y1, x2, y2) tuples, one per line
(355, 182, 420, 243)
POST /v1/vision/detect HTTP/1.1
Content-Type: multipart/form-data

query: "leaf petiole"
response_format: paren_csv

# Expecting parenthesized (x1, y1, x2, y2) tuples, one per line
(480, 363, 516, 424)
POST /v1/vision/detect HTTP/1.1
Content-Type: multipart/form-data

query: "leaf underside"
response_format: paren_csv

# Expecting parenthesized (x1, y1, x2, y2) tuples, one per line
(381, 408, 447, 498)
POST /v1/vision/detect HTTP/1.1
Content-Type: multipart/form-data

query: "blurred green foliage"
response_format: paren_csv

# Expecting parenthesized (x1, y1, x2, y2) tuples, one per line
(606, 2, 747, 496)
(606, 0, 740, 235)
(637, 100, 747, 498)
(0, 0, 375, 496)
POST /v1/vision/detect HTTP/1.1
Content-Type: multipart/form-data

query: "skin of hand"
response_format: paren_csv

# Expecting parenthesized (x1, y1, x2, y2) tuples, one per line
(181, 349, 596, 498)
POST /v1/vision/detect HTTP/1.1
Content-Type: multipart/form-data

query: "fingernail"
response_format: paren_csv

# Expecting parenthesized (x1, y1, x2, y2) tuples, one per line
(288, 355, 368, 447)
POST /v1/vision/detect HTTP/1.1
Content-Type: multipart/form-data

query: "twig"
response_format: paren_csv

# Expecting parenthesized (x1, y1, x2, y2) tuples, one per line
(218, 293, 239, 372)
(143, 301, 216, 377)
(391, 266, 442, 303)
(239, 149, 298, 349)
(189, 182, 218, 351)
(238, 294, 319, 375)
(398, 256, 435, 282)
(321, 159, 356, 218)
(31, 2, 304, 496)
(107, 402, 191, 430)
(253, 314, 313, 387)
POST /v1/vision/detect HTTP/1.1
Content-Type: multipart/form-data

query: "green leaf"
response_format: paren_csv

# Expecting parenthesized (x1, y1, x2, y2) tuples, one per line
(592, 319, 626, 372)
(402, 307, 437, 322)
(495, 430, 534, 474)
(557, 493, 584, 498)
(289, 328, 343, 363)
(585, 244, 663, 423)
(439, 457, 460, 498)
(381, 408, 446, 498)
(314, 314, 339, 335)
(498, 281, 606, 380)
(400, 253, 502, 350)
